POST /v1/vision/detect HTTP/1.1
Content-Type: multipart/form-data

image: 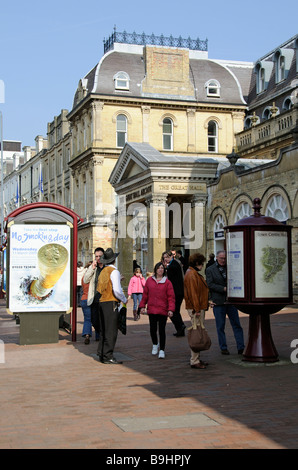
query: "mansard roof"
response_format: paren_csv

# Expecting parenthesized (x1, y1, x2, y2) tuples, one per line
(72, 43, 253, 109)
(247, 34, 298, 110)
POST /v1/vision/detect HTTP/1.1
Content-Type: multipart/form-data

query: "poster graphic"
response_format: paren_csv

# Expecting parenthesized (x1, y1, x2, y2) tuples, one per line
(254, 230, 289, 298)
(227, 231, 245, 298)
(9, 224, 71, 312)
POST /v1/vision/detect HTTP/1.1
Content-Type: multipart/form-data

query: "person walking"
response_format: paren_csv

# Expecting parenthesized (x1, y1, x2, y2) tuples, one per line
(184, 253, 209, 369)
(206, 250, 245, 355)
(139, 262, 175, 359)
(176, 249, 188, 273)
(162, 250, 186, 337)
(97, 248, 127, 364)
(127, 267, 146, 321)
(81, 262, 93, 344)
(83, 247, 105, 338)
(76, 261, 85, 307)
(205, 253, 215, 274)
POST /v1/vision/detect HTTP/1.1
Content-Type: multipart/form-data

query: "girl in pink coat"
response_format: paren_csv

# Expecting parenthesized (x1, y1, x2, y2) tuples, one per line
(127, 268, 146, 320)
(139, 262, 175, 359)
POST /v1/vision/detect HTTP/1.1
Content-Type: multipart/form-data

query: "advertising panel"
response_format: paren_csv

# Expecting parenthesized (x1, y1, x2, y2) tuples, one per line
(8, 223, 71, 312)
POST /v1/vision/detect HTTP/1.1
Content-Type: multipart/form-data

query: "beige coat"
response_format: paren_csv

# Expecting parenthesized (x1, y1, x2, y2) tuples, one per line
(83, 264, 97, 306)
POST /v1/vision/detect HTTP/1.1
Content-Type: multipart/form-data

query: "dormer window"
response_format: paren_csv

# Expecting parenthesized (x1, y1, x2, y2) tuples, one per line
(206, 79, 220, 97)
(275, 52, 285, 82)
(114, 71, 130, 90)
(254, 60, 273, 94)
(273, 48, 294, 84)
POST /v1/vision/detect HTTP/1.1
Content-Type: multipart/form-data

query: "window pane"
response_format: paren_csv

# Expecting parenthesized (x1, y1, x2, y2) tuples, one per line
(163, 135, 172, 150)
(208, 122, 216, 136)
(117, 132, 126, 147)
(208, 137, 216, 152)
(116, 115, 127, 147)
(116, 79, 128, 88)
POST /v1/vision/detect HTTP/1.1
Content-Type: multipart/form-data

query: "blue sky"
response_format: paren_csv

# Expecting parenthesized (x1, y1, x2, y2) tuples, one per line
(0, 0, 297, 148)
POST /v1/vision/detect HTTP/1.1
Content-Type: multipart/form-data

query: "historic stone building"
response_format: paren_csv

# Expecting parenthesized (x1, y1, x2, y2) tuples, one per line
(107, 33, 298, 298)
(2, 30, 297, 299)
(67, 31, 252, 277)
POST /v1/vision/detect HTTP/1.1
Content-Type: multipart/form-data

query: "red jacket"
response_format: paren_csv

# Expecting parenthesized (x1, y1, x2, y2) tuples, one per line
(139, 276, 175, 316)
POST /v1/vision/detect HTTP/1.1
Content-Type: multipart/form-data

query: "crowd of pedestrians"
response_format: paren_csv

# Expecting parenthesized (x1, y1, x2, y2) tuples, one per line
(77, 247, 245, 368)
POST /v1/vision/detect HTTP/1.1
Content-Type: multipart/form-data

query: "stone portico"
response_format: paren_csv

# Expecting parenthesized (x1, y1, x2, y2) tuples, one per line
(109, 142, 221, 283)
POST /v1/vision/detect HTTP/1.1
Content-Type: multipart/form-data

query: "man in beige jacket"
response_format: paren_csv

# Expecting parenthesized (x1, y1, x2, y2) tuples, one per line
(83, 247, 105, 337)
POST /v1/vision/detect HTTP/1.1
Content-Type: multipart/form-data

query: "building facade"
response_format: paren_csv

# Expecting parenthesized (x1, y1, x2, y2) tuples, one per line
(1, 31, 297, 299)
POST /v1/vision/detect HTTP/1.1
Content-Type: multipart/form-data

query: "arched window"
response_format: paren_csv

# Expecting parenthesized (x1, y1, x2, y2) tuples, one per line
(235, 202, 251, 222)
(205, 79, 220, 97)
(262, 107, 271, 121)
(116, 114, 127, 148)
(213, 214, 225, 252)
(114, 71, 130, 90)
(265, 194, 289, 222)
(163, 118, 173, 150)
(208, 120, 218, 152)
(282, 96, 293, 111)
(255, 63, 266, 93)
(214, 214, 226, 233)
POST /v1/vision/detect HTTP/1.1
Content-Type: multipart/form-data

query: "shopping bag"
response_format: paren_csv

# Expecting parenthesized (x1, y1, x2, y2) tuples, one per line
(187, 318, 211, 352)
(118, 304, 127, 335)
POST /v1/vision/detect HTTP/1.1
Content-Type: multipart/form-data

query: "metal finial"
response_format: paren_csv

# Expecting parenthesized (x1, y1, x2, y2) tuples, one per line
(253, 198, 262, 216)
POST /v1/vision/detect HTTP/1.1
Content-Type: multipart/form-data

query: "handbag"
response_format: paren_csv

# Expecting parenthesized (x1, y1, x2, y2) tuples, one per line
(117, 304, 127, 335)
(187, 315, 211, 352)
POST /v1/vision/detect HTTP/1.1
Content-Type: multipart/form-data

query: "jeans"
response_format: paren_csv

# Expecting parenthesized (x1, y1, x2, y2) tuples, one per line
(132, 293, 142, 311)
(81, 299, 92, 336)
(213, 304, 245, 351)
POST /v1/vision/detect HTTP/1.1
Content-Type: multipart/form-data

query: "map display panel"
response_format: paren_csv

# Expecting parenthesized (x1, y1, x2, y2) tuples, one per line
(254, 230, 289, 298)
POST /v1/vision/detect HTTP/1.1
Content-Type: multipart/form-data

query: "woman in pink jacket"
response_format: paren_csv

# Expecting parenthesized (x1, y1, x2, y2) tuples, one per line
(139, 262, 175, 359)
(127, 268, 146, 321)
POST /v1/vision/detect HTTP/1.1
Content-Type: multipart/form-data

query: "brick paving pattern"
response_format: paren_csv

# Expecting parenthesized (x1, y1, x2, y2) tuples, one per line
(0, 298, 297, 449)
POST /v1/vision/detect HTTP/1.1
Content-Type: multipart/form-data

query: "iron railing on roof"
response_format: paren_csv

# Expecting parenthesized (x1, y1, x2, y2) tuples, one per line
(103, 28, 208, 54)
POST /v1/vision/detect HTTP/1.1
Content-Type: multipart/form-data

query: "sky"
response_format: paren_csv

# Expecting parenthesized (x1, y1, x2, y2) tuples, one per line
(0, 0, 297, 148)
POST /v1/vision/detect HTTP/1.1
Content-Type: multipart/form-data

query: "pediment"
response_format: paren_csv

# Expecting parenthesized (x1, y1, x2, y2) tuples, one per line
(122, 158, 147, 181)
(109, 143, 156, 185)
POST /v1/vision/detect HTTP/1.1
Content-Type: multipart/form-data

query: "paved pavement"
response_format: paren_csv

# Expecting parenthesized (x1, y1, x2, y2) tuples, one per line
(0, 297, 297, 450)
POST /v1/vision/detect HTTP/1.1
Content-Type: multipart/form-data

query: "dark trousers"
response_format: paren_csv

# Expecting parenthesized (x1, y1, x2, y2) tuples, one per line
(170, 294, 185, 332)
(91, 301, 101, 335)
(97, 301, 119, 361)
(148, 314, 168, 350)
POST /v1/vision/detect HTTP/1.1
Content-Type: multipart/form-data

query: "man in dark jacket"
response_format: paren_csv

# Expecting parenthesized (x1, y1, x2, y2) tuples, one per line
(162, 251, 186, 336)
(206, 250, 245, 355)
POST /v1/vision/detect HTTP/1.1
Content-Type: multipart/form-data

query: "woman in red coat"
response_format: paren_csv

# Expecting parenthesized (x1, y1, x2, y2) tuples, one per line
(139, 262, 175, 359)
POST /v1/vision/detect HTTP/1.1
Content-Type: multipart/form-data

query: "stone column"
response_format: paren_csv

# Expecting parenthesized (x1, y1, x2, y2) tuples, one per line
(141, 105, 151, 143)
(91, 156, 104, 219)
(117, 196, 134, 292)
(146, 193, 168, 269)
(187, 108, 196, 152)
(186, 193, 207, 253)
(91, 101, 104, 146)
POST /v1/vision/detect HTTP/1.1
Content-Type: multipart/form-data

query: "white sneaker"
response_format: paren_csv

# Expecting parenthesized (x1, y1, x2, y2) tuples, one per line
(158, 350, 165, 359)
(152, 344, 159, 355)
